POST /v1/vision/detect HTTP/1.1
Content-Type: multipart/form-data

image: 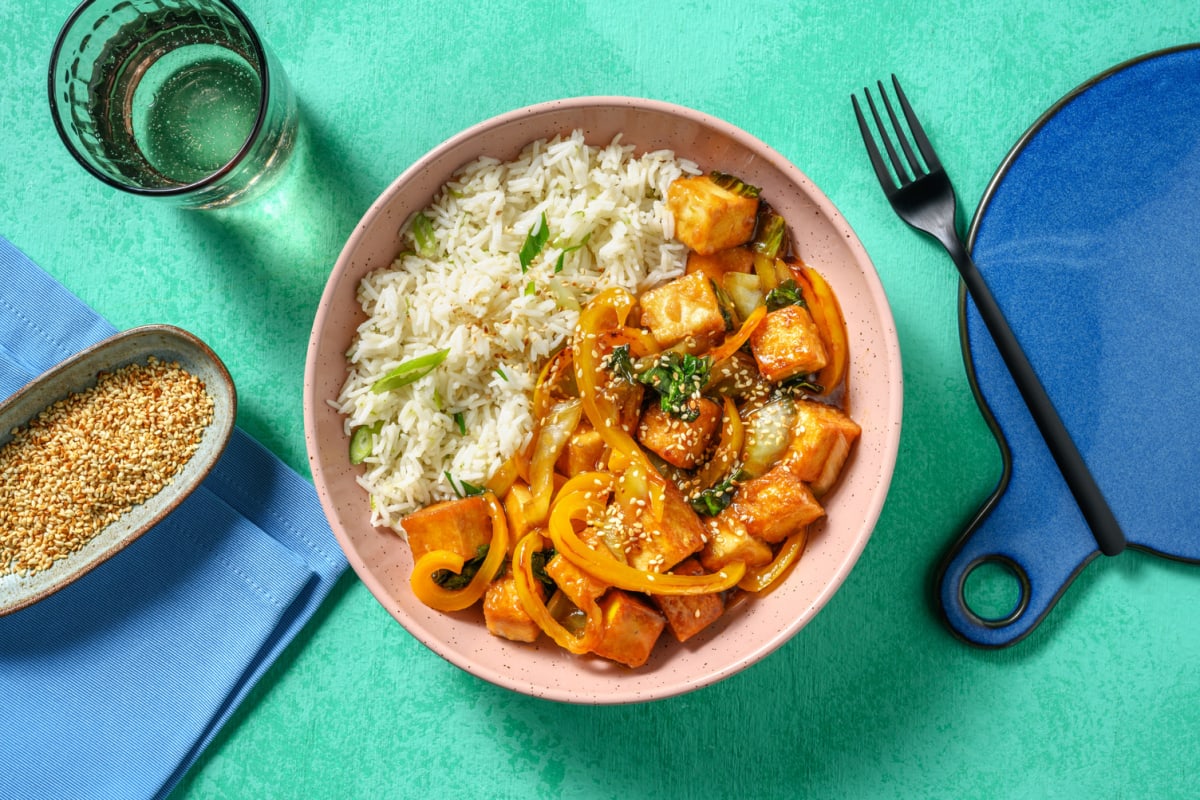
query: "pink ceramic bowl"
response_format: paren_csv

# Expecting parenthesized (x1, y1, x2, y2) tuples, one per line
(304, 97, 902, 703)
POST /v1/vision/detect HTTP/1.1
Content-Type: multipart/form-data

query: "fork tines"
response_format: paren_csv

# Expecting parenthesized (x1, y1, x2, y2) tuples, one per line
(852, 75, 941, 193)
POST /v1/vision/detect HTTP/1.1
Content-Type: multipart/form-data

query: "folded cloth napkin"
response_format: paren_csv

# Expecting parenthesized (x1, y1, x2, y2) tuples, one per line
(0, 237, 348, 800)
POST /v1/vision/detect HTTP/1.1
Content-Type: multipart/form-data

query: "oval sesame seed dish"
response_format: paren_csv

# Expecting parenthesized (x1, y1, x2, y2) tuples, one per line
(305, 98, 903, 703)
(0, 324, 236, 616)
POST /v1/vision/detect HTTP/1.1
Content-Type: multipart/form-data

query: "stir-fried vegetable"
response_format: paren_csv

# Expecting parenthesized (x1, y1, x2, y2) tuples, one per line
(709, 171, 761, 198)
(607, 345, 712, 422)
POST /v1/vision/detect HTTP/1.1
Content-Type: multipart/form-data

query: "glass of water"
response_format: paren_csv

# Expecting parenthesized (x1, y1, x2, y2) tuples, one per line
(49, 0, 298, 210)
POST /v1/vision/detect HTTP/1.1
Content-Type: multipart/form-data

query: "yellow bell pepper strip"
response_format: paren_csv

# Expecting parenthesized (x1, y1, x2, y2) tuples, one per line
(548, 474, 746, 595)
(512, 530, 601, 654)
(409, 492, 509, 611)
(573, 288, 667, 519)
(795, 264, 848, 395)
(707, 304, 767, 365)
(484, 452, 524, 498)
(573, 287, 640, 457)
(526, 399, 582, 525)
(694, 397, 744, 490)
(738, 528, 807, 593)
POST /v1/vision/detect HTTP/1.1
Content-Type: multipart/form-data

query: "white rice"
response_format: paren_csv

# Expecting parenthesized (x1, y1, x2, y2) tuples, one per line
(334, 131, 699, 531)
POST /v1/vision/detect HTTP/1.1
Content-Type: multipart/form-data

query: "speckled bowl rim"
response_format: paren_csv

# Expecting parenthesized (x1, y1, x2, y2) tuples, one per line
(304, 96, 903, 704)
(0, 324, 237, 616)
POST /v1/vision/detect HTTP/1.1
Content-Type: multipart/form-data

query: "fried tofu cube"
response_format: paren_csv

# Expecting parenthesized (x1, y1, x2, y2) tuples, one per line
(592, 330, 647, 433)
(401, 495, 492, 561)
(652, 557, 726, 643)
(699, 512, 773, 572)
(556, 420, 608, 476)
(686, 246, 755, 284)
(545, 553, 608, 610)
(591, 590, 666, 668)
(667, 175, 760, 255)
(638, 271, 727, 349)
(782, 400, 862, 496)
(731, 465, 825, 543)
(636, 396, 722, 469)
(484, 574, 541, 643)
(750, 304, 828, 383)
(624, 477, 707, 572)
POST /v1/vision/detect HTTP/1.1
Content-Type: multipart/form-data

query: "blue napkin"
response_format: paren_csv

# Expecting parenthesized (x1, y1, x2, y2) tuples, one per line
(0, 237, 348, 799)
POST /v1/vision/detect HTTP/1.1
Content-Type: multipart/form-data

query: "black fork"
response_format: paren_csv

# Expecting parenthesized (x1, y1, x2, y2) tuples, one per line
(853, 75, 1126, 557)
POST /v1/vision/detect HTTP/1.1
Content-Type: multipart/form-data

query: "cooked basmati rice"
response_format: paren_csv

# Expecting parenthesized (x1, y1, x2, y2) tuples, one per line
(335, 131, 699, 531)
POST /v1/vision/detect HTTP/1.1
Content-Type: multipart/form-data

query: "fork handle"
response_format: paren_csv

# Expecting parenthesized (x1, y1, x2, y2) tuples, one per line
(939, 230, 1127, 557)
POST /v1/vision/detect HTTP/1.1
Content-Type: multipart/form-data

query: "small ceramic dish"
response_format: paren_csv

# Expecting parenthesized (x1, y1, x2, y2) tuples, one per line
(305, 97, 903, 703)
(0, 324, 236, 616)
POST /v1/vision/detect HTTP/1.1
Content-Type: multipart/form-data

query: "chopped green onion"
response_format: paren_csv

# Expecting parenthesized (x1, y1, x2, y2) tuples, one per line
(554, 233, 591, 274)
(349, 421, 382, 465)
(494, 366, 508, 381)
(445, 471, 486, 498)
(371, 348, 450, 393)
(410, 213, 437, 258)
(519, 212, 549, 272)
(524, 280, 536, 296)
(453, 410, 466, 434)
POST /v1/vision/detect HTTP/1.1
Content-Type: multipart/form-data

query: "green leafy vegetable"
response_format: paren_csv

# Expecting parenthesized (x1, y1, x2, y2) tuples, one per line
(605, 343, 638, 383)
(371, 348, 450, 393)
(606, 345, 711, 422)
(780, 374, 825, 396)
(765, 279, 808, 312)
(530, 547, 558, 595)
(519, 212, 550, 272)
(444, 471, 486, 499)
(752, 206, 787, 260)
(689, 466, 744, 516)
(524, 280, 536, 296)
(348, 421, 382, 465)
(410, 213, 437, 258)
(432, 545, 494, 590)
(710, 171, 761, 198)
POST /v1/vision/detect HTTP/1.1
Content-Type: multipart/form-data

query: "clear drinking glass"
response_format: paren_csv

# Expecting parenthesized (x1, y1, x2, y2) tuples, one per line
(48, 0, 299, 210)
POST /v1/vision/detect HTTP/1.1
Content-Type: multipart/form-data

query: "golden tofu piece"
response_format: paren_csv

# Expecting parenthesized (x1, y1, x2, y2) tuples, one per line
(781, 400, 862, 496)
(556, 420, 608, 476)
(685, 246, 755, 284)
(750, 304, 828, 383)
(624, 477, 707, 572)
(638, 271, 727, 349)
(652, 557, 726, 643)
(401, 495, 492, 561)
(591, 589, 666, 668)
(593, 330, 647, 433)
(545, 553, 608, 610)
(699, 512, 773, 572)
(483, 574, 541, 643)
(636, 396, 722, 469)
(731, 464, 825, 543)
(667, 175, 759, 255)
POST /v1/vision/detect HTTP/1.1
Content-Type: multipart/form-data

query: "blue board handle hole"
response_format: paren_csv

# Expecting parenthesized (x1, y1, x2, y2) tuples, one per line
(960, 555, 1031, 627)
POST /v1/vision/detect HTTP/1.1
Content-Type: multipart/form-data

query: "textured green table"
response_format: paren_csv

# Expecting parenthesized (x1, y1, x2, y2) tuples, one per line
(4, 1, 1198, 797)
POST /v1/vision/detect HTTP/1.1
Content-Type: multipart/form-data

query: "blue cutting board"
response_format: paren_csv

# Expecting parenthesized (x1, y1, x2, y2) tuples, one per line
(937, 44, 1200, 647)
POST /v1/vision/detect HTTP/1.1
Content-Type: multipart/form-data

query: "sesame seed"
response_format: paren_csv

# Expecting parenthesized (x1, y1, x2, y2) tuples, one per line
(0, 358, 214, 577)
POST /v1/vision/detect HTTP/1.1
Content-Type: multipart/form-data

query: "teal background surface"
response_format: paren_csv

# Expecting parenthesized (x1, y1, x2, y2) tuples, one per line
(3, 1, 1199, 797)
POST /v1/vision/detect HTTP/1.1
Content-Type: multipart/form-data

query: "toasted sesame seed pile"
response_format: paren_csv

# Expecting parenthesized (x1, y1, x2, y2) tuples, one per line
(0, 358, 214, 577)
